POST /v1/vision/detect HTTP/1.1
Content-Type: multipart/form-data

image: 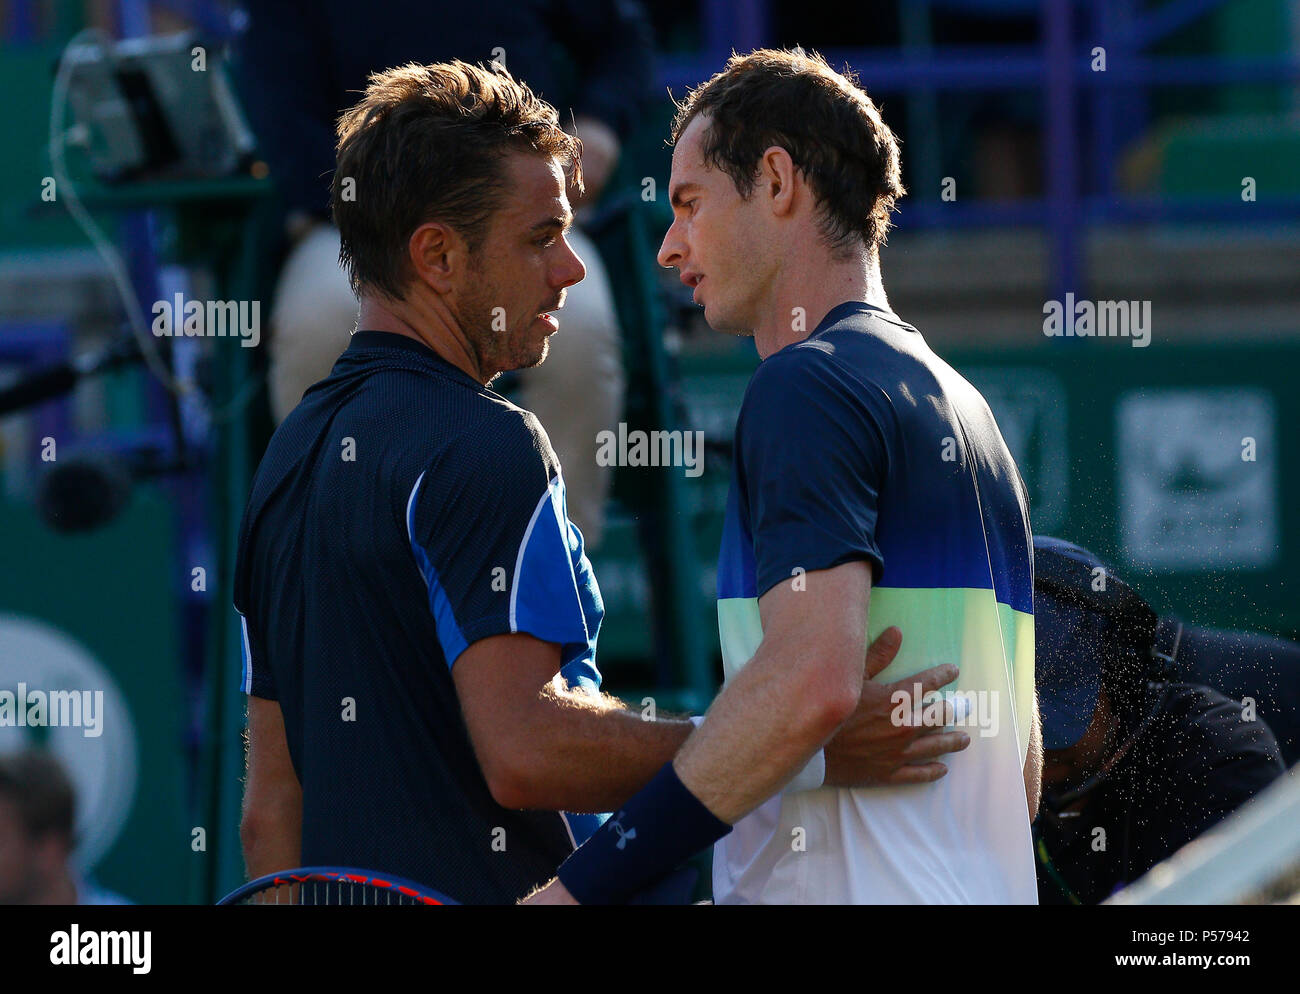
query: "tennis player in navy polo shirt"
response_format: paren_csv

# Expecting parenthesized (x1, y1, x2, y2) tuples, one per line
(234, 61, 697, 904)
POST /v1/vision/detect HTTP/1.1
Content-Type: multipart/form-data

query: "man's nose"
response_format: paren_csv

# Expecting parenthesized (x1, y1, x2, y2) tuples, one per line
(657, 219, 683, 270)
(556, 235, 586, 289)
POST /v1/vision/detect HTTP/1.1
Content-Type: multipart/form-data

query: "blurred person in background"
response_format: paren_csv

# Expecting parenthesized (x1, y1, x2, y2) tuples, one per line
(239, 0, 657, 550)
(0, 749, 129, 905)
(1032, 536, 1288, 905)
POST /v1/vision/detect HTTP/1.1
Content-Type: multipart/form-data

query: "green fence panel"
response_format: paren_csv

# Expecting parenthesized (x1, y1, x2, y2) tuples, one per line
(951, 340, 1298, 638)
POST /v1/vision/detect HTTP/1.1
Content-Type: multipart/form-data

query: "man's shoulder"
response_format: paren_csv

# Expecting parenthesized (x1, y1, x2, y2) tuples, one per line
(1155, 681, 1261, 731)
(433, 399, 555, 480)
(1110, 682, 1286, 865)
(244, 363, 553, 542)
(745, 330, 891, 414)
(286, 348, 546, 462)
(760, 306, 933, 396)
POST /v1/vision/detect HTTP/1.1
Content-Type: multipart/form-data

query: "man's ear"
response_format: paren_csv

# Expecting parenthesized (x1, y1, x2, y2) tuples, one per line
(408, 221, 465, 295)
(760, 145, 797, 218)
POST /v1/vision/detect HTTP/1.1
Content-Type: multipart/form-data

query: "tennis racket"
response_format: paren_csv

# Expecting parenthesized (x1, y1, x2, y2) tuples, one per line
(217, 866, 459, 906)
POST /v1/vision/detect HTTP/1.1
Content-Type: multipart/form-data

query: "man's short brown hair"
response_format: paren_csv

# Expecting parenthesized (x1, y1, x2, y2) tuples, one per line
(332, 60, 583, 300)
(671, 48, 905, 258)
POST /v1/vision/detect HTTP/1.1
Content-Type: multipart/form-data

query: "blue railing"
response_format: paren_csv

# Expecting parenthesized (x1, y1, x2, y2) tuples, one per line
(662, 0, 1300, 299)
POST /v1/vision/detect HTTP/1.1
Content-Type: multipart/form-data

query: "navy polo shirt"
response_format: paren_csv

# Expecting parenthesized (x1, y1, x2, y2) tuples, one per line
(233, 330, 604, 903)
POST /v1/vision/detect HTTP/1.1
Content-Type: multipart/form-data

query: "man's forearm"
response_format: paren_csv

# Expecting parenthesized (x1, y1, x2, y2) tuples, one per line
(240, 799, 301, 881)
(535, 564, 871, 905)
(540, 633, 856, 906)
(672, 564, 872, 824)
(509, 680, 694, 812)
(241, 697, 303, 881)
(672, 631, 850, 824)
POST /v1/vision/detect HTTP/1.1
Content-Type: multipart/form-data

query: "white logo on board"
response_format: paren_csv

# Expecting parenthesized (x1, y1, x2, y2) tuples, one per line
(1117, 389, 1277, 569)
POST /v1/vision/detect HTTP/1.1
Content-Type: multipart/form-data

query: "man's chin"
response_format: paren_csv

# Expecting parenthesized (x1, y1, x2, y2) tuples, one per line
(510, 336, 549, 371)
(702, 303, 755, 339)
(526, 336, 549, 368)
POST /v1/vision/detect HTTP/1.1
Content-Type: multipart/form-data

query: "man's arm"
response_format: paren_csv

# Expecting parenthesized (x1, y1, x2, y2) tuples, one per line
(525, 560, 872, 904)
(460, 622, 969, 817)
(1024, 691, 1042, 822)
(494, 558, 880, 828)
(674, 561, 870, 822)
(240, 696, 302, 880)
(453, 634, 692, 812)
(1144, 686, 1285, 860)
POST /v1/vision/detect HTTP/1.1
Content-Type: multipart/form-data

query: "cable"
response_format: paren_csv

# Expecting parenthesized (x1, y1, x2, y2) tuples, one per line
(49, 28, 189, 397)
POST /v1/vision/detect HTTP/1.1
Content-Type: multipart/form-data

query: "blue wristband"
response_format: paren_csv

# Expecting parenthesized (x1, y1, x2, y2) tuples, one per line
(556, 762, 731, 905)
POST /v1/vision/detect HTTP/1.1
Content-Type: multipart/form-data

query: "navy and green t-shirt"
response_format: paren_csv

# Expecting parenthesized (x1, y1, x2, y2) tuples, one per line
(713, 301, 1038, 904)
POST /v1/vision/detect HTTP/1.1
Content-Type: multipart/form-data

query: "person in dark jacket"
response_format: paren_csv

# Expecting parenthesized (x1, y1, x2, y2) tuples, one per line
(1031, 536, 1287, 905)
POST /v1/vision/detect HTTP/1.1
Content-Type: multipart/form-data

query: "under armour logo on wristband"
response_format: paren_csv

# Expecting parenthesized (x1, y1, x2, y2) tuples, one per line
(610, 812, 637, 850)
(556, 764, 730, 904)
